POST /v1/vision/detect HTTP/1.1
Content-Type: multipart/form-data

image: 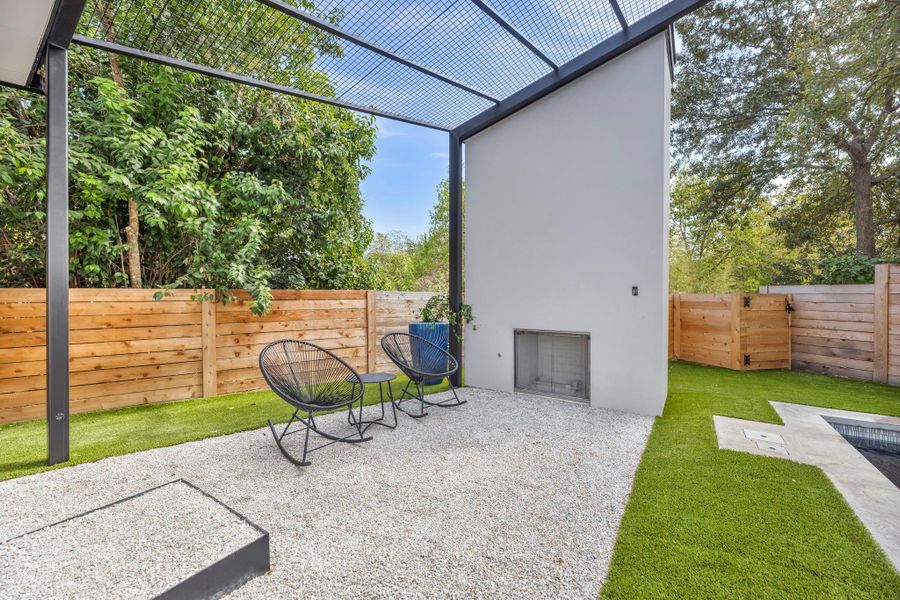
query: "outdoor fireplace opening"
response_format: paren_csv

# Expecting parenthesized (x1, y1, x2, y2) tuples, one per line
(514, 330, 590, 402)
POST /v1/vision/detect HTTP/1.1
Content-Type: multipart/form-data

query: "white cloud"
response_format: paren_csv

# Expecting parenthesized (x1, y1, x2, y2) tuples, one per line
(377, 120, 409, 139)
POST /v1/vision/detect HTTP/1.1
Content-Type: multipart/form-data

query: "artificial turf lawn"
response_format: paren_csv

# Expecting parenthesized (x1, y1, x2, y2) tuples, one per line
(601, 361, 900, 599)
(0, 374, 450, 482)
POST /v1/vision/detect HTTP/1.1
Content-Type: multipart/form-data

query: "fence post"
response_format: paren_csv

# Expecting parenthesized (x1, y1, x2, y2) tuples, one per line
(366, 290, 377, 373)
(201, 292, 217, 397)
(729, 294, 743, 370)
(787, 293, 793, 368)
(673, 294, 681, 359)
(873, 264, 889, 384)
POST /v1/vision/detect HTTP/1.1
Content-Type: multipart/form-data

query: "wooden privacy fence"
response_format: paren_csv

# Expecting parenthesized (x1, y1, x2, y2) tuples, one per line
(3, 270, 897, 424)
(666, 264, 900, 385)
(668, 293, 792, 371)
(762, 264, 900, 385)
(0, 289, 435, 424)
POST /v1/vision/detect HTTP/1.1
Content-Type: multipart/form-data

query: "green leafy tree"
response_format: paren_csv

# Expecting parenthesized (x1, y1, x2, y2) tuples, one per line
(0, 16, 376, 312)
(818, 252, 900, 283)
(366, 178, 463, 293)
(408, 179, 454, 292)
(674, 0, 900, 257)
(366, 231, 417, 291)
(669, 172, 801, 292)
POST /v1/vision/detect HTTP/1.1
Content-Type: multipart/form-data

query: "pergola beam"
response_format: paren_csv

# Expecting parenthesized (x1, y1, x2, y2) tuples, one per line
(468, 0, 558, 70)
(608, 0, 629, 30)
(453, 0, 712, 140)
(47, 0, 88, 48)
(71, 35, 450, 131)
(253, 0, 499, 103)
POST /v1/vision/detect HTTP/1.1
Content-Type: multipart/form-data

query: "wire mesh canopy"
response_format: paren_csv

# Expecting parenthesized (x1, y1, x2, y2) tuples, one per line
(71, 0, 708, 132)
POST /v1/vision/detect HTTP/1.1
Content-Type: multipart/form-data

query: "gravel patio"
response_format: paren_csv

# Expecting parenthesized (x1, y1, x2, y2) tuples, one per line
(0, 388, 652, 599)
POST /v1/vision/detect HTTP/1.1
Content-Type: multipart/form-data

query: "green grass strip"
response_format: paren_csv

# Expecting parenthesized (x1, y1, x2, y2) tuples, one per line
(601, 362, 900, 599)
(0, 375, 450, 482)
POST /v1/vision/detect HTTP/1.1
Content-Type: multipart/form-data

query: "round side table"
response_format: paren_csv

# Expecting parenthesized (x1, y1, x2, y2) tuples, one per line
(348, 372, 398, 431)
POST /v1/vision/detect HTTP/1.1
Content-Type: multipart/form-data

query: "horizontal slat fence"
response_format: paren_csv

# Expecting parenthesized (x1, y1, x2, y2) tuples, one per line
(214, 290, 370, 396)
(0, 288, 205, 423)
(889, 265, 900, 386)
(739, 294, 793, 371)
(4, 271, 897, 424)
(374, 291, 434, 374)
(668, 293, 791, 371)
(0, 289, 434, 423)
(763, 264, 900, 385)
(672, 294, 734, 369)
(761, 283, 876, 380)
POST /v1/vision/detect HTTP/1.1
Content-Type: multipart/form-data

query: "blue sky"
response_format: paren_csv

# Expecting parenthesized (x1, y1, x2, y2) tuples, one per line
(361, 117, 448, 238)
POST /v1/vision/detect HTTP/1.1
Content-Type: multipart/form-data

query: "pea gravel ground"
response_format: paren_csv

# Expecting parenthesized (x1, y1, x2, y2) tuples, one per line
(0, 480, 261, 599)
(0, 389, 653, 599)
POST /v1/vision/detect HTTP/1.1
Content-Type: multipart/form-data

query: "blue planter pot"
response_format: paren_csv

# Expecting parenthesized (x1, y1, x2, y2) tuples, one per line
(408, 322, 449, 385)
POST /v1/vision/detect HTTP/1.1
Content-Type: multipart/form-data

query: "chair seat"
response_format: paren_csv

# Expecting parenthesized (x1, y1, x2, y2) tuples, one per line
(380, 332, 464, 418)
(259, 339, 370, 465)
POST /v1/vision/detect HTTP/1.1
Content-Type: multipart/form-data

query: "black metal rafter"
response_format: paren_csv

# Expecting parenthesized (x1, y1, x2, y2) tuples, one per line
(453, 0, 713, 140)
(467, 0, 557, 70)
(14, 0, 87, 92)
(608, 0, 629, 30)
(47, 0, 88, 48)
(665, 24, 676, 79)
(71, 35, 450, 131)
(252, 0, 499, 103)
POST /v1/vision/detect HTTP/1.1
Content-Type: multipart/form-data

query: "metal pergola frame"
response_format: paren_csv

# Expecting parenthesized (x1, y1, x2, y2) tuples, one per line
(4, 0, 711, 465)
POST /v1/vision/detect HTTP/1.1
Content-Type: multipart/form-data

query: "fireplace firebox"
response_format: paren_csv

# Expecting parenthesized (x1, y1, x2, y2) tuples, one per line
(514, 330, 590, 402)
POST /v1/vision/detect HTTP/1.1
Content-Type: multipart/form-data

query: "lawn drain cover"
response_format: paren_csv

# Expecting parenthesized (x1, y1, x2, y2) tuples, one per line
(743, 429, 785, 444)
(755, 441, 789, 455)
(0, 479, 269, 599)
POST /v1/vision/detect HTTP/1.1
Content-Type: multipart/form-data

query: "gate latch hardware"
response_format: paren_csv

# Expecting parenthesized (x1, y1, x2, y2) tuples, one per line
(785, 300, 794, 313)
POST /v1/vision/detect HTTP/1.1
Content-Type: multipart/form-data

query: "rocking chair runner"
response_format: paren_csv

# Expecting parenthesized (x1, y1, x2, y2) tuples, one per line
(380, 333, 465, 418)
(259, 340, 371, 466)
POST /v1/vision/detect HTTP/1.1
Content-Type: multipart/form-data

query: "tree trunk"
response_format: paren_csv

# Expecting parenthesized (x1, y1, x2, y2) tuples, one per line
(125, 201, 141, 287)
(852, 161, 876, 257)
(96, 0, 142, 286)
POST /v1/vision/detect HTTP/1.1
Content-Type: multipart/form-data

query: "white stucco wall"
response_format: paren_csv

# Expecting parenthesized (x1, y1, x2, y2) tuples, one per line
(463, 33, 671, 416)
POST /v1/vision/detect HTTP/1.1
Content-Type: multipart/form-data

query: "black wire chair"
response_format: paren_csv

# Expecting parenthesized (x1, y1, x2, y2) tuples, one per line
(259, 340, 371, 466)
(380, 333, 465, 418)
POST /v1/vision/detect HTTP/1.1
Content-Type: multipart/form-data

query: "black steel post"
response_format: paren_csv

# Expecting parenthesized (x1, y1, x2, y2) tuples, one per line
(45, 43, 69, 465)
(448, 133, 463, 387)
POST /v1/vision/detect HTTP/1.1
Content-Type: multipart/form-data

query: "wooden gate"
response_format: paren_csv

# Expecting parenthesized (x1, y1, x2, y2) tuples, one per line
(670, 293, 791, 371)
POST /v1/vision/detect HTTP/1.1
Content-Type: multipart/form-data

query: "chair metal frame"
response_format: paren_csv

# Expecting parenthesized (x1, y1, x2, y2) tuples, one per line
(346, 374, 399, 431)
(259, 340, 372, 466)
(380, 332, 465, 418)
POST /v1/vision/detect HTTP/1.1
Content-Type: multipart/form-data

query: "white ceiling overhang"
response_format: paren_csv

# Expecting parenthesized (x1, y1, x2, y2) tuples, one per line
(0, 0, 61, 89)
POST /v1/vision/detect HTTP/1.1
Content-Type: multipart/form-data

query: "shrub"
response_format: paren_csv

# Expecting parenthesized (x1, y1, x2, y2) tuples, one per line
(818, 253, 900, 284)
(418, 294, 474, 329)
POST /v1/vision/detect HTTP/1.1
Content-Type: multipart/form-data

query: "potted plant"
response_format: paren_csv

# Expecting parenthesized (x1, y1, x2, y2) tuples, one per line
(411, 294, 474, 384)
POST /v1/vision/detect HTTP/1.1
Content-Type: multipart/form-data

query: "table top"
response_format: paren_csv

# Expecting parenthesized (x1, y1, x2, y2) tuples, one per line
(351, 372, 396, 384)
